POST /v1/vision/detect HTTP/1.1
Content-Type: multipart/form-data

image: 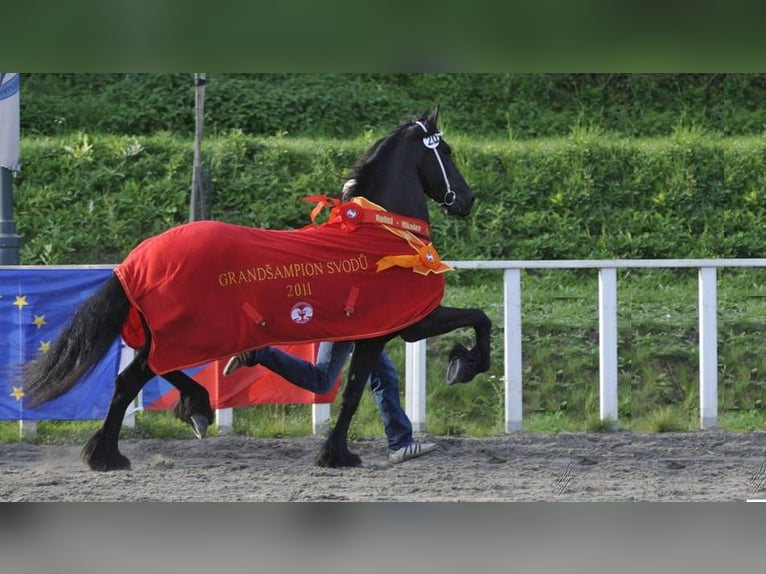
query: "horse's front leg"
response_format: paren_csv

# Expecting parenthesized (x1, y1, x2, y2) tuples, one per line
(162, 370, 214, 439)
(400, 305, 492, 384)
(82, 347, 154, 471)
(316, 339, 386, 468)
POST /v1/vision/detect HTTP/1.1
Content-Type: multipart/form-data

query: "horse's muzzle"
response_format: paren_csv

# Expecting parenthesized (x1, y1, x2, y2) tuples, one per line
(446, 191, 475, 217)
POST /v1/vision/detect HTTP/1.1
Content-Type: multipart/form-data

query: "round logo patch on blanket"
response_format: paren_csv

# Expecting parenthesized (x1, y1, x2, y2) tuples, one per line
(290, 302, 314, 324)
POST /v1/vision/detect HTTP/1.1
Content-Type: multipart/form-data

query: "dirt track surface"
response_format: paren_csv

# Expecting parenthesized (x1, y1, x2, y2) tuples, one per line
(3, 430, 766, 501)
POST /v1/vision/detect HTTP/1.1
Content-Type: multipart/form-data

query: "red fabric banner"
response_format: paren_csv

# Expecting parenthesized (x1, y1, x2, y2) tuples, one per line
(144, 343, 340, 410)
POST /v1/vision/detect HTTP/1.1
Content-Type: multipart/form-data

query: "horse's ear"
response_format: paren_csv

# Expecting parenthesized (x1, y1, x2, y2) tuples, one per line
(427, 105, 440, 126)
(418, 105, 440, 128)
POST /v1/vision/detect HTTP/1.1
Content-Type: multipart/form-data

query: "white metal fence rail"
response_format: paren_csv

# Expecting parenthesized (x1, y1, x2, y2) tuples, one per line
(402, 259, 766, 434)
(7, 259, 766, 435)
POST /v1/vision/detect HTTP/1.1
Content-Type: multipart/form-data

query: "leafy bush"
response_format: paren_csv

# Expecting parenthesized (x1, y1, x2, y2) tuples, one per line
(19, 73, 766, 139)
(13, 131, 766, 267)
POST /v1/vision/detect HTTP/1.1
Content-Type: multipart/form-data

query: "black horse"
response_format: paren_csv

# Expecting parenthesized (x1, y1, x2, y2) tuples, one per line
(22, 107, 492, 471)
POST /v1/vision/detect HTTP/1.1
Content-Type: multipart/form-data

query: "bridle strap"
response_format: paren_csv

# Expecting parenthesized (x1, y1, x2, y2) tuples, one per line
(414, 121, 456, 207)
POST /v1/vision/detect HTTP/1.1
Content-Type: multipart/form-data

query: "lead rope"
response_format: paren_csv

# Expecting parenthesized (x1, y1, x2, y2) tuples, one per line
(414, 120, 456, 206)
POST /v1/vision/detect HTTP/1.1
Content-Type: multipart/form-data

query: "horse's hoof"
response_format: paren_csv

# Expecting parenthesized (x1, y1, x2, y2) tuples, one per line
(446, 343, 479, 385)
(86, 454, 131, 472)
(81, 432, 132, 471)
(317, 454, 362, 468)
(446, 356, 465, 385)
(346, 453, 363, 467)
(446, 355, 476, 385)
(190, 414, 209, 439)
(316, 444, 362, 468)
(316, 451, 332, 467)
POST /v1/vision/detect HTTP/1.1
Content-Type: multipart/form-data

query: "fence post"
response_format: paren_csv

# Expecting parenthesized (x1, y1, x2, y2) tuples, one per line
(18, 419, 36, 439)
(405, 339, 427, 432)
(599, 267, 618, 428)
(504, 269, 523, 431)
(119, 342, 137, 428)
(312, 403, 330, 434)
(216, 408, 233, 435)
(699, 267, 718, 429)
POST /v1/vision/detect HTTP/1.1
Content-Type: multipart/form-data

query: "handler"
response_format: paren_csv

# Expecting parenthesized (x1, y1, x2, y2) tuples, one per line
(223, 179, 437, 464)
(224, 340, 435, 463)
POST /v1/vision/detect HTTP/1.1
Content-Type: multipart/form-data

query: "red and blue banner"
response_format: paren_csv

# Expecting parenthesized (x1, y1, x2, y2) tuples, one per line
(141, 343, 340, 410)
(1, 267, 339, 420)
(0, 267, 121, 420)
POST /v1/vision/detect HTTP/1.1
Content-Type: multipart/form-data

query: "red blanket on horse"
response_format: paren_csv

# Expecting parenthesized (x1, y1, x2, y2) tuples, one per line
(114, 197, 450, 374)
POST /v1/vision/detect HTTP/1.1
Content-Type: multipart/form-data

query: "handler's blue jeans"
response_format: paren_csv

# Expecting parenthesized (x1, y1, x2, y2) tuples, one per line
(251, 341, 414, 450)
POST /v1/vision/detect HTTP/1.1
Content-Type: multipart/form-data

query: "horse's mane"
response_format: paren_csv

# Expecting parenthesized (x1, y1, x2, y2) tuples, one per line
(346, 111, 434, 198)
(346, 124, 409, 195)
(341, 108, 438, 201)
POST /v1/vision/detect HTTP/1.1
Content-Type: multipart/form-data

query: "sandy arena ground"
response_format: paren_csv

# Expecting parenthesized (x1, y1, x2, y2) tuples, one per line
(3, 429, 766, 501)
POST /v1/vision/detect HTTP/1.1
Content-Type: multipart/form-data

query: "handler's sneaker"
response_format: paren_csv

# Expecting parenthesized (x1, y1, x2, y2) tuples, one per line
(388, 440, 437, 463)
(223, 351, 261, 376)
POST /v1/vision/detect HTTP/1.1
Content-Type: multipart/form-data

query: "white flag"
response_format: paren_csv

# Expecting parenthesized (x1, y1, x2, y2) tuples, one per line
(0, 73, 20, 170)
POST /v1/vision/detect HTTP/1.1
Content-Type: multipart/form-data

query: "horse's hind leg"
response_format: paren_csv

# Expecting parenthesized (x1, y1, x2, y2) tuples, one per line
(316, 339, 386, 468)
(162, 370, 214, 439)
(400, 305, 492, 384)
(82, 346, 154, 471)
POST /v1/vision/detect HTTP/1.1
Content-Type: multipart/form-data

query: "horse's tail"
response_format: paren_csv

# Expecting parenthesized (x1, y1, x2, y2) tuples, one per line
(23, 274, 132, 408)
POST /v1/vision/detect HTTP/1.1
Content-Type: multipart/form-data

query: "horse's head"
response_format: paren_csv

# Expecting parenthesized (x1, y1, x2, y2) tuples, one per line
(410, 106, 475, 218)
(349, 107, 474, 222)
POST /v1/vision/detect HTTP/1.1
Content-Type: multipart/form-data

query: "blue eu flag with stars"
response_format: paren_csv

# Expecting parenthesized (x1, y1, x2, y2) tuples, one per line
(0, 267, 122, 420)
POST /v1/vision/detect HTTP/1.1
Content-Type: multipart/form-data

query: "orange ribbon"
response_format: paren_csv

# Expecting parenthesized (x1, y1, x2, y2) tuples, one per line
(304, 195, 341, 223)
(305, 195, 450, 276)
(376, 243, 451, 276)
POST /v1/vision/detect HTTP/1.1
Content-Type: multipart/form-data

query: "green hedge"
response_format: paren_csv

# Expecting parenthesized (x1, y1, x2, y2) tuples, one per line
(20, 73, 766, 139)
(12, 131, 766, 266)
